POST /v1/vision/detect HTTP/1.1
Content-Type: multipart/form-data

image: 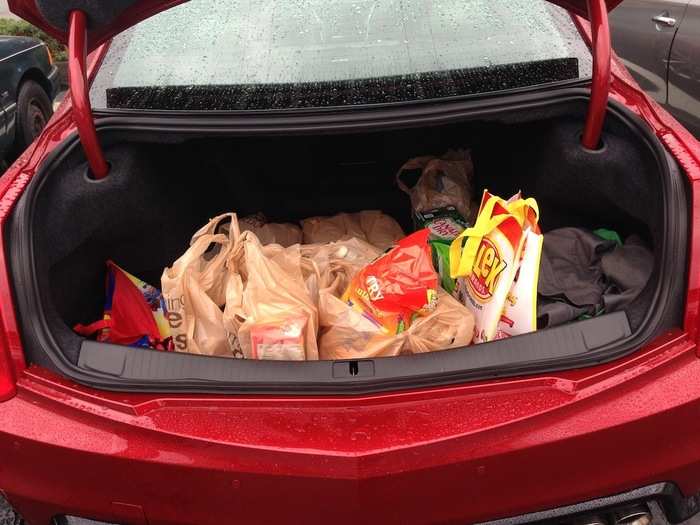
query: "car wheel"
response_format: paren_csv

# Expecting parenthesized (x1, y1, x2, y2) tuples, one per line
(13, 79, 53, 155)
(0, 494, 23, 525)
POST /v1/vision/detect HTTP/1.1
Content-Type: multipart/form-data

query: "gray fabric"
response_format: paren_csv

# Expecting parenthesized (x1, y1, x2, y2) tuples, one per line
(538, 298, 591, 328)
(537, 228, 653, 328)
(601, 235, 654, 312)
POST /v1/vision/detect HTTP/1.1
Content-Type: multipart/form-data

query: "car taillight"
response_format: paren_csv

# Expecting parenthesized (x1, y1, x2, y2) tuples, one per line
(46, 45, 54, 65)
(0, 243, 21, 401)
(0, 340, 16, 401)
(0, 152, 29, 401)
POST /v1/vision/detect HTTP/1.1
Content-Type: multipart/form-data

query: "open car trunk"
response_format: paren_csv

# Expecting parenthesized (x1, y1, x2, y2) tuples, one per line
(7, 93, 688, 393)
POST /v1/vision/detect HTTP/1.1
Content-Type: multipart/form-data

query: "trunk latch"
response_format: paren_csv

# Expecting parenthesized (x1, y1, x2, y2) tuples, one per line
(68, 10, 109, 179)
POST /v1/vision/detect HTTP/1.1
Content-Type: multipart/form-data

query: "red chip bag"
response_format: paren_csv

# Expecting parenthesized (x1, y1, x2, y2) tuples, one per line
(341, 229, 438, 334)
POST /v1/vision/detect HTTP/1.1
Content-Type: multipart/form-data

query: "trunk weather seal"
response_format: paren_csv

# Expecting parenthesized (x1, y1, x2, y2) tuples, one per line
(90, 77, 592, 119)
(7, 87, 688, 395)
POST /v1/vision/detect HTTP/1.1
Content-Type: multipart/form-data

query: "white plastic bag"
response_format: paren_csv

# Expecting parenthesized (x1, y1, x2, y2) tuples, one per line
(161, 213, 241, 356)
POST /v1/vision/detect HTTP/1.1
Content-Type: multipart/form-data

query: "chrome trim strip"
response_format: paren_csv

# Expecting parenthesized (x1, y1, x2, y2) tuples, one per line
(0, 43, 44, 63)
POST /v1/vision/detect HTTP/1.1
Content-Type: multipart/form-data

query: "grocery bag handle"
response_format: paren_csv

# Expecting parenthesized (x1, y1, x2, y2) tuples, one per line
(449, 194, 540, 279)
(395, 156, 432, 194)
(449, 196, 511, 279)
(191, 213, 241, 245)
(507, 197, 540, 228)
(163, 233, 229, 281)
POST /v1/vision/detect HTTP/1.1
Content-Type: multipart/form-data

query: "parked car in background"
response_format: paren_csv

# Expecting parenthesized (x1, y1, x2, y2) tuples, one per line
(0, 34, 57, 161)
(610, 0, 700, 136)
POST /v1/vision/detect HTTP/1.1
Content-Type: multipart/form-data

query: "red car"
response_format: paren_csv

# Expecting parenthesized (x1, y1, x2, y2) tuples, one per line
(1, 0, 700, 523)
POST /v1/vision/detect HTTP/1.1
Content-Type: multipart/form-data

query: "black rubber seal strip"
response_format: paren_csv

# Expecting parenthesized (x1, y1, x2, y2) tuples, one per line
(6, 87, 689, 395)
(104, 58, 580, 111)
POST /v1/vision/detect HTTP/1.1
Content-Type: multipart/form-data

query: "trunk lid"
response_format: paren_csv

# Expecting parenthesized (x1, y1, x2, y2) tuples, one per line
(9, 0, 617, 177)
(10, 0, 622, 52)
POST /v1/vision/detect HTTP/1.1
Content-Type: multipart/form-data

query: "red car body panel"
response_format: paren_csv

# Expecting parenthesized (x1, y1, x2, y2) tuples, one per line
(2, 332, 700, 525)
(1, 7, 700, 525)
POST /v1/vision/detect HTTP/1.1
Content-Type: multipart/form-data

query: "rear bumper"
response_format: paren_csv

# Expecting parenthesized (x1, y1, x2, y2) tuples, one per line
(476, 483, 700, 525)
(36, 483, 700, 525)
(2, 331, 700, 525)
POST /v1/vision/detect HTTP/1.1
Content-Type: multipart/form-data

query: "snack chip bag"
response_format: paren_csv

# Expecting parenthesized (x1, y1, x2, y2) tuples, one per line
(497, 227, 542, 338)
(75, 261, 173, 351)
(415, 206, 469, 295)
(429, 240, 456, 295)
(496, 195, 542, 339)
(450, 190, 540, 344)
(341, 229, 438, 334)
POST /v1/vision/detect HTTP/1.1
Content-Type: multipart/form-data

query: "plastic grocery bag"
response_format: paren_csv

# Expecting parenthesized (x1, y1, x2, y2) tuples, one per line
(301, 237, 382, 300)
(319, 288, 474, 360)
(222, 233, 320, 361)
(450, 190, 540, 343)
(301, 210, 404, 250)
(304, 231, 473, 359)
(239, 212, 302, 247)
(396, 149, 475, 222)
(161, 213, 240, 356)
(74, 261, 173, 351)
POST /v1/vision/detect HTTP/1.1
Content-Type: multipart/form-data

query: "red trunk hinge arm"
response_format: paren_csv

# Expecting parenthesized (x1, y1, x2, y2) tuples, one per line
(68, 10, 109, 179)
(581, 0, 611, 150)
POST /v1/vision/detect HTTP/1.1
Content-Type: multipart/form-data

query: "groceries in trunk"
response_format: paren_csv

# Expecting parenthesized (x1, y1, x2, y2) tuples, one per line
(341, 229, 438, 335)
(74, 148, 653, 360)
(74, 261, 174, 351)
(239, 212, 302, 247)
(396, 149, 475, 223)
(301, 210, 404, 250)
(449, 190, 542, 343)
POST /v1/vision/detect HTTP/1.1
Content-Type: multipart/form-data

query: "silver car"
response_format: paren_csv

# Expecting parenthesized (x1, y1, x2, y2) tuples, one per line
(611, 0, 700, 136)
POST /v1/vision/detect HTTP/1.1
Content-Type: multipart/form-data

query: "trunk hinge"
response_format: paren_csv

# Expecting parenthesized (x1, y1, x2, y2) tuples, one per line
(68, 10, 109, 179)
(581, 0, 611, 150)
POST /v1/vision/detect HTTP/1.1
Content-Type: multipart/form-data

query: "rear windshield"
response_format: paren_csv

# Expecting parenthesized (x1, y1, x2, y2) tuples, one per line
(90, 0, 592, 111)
